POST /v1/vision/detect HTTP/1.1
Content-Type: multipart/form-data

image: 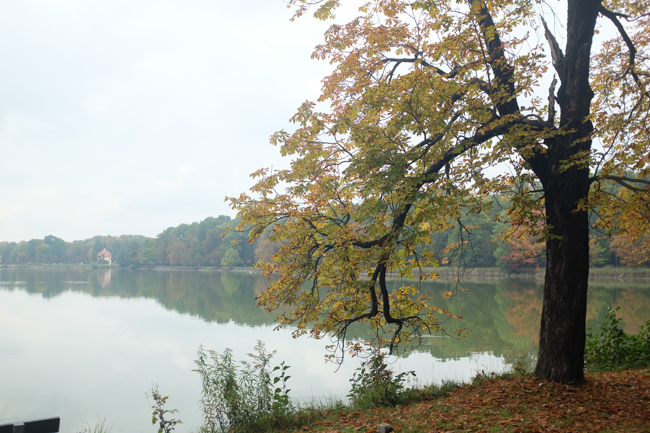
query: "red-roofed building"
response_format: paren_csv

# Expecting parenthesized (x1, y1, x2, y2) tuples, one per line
(97, 248, 112, 265)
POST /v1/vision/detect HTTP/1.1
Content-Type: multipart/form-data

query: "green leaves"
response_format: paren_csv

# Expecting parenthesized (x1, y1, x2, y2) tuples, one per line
(149, 384, 182, 433)
(193, 342, 293, 432)
(347, 350, 417, 409)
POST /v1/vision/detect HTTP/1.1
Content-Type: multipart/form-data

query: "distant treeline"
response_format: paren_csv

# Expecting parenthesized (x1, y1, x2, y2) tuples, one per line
(0, 208, 646, 269)
(0, 215, 254, 268)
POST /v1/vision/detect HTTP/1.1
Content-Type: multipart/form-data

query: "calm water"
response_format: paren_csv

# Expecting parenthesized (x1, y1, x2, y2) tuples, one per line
(0, 267, 648, 432)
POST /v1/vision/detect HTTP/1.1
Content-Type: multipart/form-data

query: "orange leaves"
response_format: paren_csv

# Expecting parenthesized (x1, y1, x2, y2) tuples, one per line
(499, 231, 545, 271)
(232, 0, 650, 369)
(590, 6, 650, 223)
(495, 208, 546, 271)
(299, 369, 650, 433)
(610, 231, 650, 267)
(590, 177, 650, 268)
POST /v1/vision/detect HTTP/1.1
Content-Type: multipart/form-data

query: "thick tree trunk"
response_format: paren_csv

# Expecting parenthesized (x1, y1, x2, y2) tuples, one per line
(531, 0, 601, 383)
(534, 168, 590, 383)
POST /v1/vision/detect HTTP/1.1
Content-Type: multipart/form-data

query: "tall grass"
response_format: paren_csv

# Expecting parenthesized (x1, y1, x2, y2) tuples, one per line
(194, 341, 292, 433)
(76, 418, 112, 433)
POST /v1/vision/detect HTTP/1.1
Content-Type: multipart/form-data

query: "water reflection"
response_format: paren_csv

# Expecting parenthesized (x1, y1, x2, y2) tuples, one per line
(1, 268, 647, 363)
(0, 268, 648, 431)
(0, 268, 277, 326)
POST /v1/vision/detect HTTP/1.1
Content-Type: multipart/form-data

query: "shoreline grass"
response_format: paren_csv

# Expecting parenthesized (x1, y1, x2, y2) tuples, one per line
(83, 368, 650, 433)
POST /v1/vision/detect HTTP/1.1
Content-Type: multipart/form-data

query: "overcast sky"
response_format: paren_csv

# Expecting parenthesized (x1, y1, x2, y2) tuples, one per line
(0, 0, 334, 242)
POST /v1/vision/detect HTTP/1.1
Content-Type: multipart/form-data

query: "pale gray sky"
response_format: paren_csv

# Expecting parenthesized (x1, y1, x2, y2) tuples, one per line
(0, 1, 616, 244)
(0, 0, 332, 242)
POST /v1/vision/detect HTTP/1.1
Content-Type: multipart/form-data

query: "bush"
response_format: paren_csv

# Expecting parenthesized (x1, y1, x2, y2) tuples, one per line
(585, 307, 650, 372)
(194, 341, 292, 432)
(347, 351, 416, 409)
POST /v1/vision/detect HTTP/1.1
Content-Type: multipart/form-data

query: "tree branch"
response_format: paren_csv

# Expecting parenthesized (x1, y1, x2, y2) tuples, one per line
(471, 0, 520, 116)
(596, 174, 650, 192)
(540, 16, 566, 78)
(599, 5, 644, 88)
(598, 8, 650, 22)
(548, 75, 558, 124)
(381, 53, 462, 81)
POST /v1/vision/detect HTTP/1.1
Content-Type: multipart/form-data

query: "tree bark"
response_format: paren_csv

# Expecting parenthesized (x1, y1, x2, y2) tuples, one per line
(531, 0, 601, 383)
(534, 170, 590, 383)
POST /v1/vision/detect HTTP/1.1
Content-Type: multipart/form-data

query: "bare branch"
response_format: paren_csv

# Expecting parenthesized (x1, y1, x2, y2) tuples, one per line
(381, 53, 462, 80)
(540, 15, 566, 77)
(599, 8, 650, 22)
(548, 75, 558, 124)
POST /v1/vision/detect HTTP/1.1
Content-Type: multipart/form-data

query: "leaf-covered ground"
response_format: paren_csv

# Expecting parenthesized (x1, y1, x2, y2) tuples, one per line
(288, 368, 650, 433)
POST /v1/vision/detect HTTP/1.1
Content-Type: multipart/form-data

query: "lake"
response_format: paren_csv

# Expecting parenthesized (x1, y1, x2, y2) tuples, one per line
(0, 267, 648, 432)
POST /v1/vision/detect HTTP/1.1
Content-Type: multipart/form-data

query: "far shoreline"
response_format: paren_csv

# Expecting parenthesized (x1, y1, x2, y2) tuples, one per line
(2, 263, 650, 281)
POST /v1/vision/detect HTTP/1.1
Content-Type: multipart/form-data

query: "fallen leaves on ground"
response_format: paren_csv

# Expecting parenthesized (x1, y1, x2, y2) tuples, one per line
(287, 368, 650, 433)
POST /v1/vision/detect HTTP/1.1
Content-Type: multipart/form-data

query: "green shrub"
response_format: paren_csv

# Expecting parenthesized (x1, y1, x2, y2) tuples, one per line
(194, 341, 292, 432)
(585, 307, 650, 372)
(347, 351, 416, 409)
(149, 384, 181, 433)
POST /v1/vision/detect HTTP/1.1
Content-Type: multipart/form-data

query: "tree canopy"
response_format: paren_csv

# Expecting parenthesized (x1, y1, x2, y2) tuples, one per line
(231, 0, 650, 383)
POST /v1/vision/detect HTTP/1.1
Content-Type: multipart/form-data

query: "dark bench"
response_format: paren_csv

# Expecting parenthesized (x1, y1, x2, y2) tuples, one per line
(0, 418, 60, 433)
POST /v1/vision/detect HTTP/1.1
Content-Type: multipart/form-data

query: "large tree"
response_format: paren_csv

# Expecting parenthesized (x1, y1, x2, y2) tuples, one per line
(231, 0, 650, 383)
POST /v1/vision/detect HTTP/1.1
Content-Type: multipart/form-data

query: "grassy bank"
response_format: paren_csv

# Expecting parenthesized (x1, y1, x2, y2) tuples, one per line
(276, 307, 650, 432)
(280, 368, 650, 433)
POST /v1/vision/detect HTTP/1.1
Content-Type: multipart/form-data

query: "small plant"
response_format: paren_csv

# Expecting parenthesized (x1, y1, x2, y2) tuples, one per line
(194, 341, 293, 432)
(470, 369, 499, 388)
(511, 352, 536, 377)
(585, 307, 650, 372)
(271, 361, 292, 414)
(76, 418, 112, 433)
(418, 379, 458, 399)
(149, 383, 182, 433)
(347, 350, 416, 409)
